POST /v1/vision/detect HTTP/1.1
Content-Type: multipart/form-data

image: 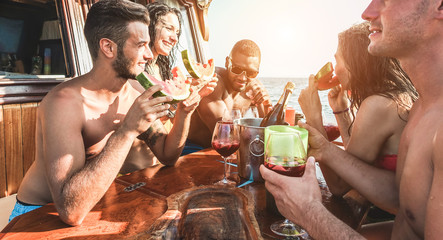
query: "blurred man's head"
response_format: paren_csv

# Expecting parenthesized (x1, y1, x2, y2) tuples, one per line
(362, 0, 442, 58)
(225, 39, 261, 92)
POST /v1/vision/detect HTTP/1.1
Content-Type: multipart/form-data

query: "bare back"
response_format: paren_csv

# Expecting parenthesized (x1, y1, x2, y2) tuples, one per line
(347, 95, 409, 164)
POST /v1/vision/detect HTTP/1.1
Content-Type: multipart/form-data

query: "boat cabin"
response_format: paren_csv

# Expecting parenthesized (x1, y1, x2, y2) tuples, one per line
(0, 0, 212, 224)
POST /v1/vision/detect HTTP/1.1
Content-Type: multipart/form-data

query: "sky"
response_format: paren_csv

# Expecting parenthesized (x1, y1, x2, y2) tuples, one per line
(207, 0, 370, 78)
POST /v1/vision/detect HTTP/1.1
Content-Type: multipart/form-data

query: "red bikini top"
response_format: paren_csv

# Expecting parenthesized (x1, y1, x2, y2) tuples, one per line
(377, 154, 397, 172)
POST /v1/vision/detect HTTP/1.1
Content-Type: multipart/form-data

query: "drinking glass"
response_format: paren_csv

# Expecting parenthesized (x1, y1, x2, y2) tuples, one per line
(264, 131, 307, 238)
(231, 108, 243, 120)
(222, 108, 242, 162)
(222, 108, 242, 122)
(243, 105, 259, 118)
(323, 123, 341, 142)
(211, 121, 240, 184)
(284, 107, 296, 126)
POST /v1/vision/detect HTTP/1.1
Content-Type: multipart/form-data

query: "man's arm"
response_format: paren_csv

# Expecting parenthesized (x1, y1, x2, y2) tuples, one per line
(299, 121, 399, 213)
(43, 86, 170, 226)
(260, 158, 365, 240)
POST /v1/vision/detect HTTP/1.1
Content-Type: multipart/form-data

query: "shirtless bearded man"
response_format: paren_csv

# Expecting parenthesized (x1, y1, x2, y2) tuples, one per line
(12, 0, 213, 226)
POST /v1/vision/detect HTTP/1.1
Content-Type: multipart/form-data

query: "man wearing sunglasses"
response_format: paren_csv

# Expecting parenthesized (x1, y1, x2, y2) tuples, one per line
(184, 39, 271, 152)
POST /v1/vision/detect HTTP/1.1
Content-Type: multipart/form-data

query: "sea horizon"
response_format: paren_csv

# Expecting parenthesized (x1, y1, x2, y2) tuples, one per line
(258, 77, 337, 125)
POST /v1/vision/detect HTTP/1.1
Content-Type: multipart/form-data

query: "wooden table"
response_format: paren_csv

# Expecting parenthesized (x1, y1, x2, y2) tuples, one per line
(0, 149, 368, 239)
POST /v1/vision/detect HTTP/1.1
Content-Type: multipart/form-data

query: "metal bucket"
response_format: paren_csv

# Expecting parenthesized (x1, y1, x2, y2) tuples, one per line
(235, 118, 265, 182)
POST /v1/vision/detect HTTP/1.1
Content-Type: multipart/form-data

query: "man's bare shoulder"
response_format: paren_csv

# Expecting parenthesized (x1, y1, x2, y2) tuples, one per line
(412, 99, 443, 123)
(427, 102, 443, 158)
(39, 76, 86, 116)
(434, 120, 443, 154)
(406, 100, 443, 157)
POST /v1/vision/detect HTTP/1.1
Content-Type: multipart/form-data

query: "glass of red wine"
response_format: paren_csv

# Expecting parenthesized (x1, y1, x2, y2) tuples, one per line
(264, 131, 307, 238)
(324, 124, 341, 142)
(211, 121, 240, 184)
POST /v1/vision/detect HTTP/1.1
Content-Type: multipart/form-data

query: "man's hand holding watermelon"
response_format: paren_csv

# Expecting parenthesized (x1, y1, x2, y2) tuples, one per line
(124, 85, 173, 136)
(136, 65, 217, 111)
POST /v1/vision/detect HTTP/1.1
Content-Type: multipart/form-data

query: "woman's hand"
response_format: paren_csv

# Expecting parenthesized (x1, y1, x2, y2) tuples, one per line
(181, 75, 218, 111)
(328, 85, 349, 113)
(298, 74, 323, 125)
(197, 75, 218, 98)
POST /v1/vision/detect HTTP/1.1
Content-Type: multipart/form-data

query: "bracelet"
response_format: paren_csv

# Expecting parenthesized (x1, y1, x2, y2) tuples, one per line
(333, 107, 349, 115)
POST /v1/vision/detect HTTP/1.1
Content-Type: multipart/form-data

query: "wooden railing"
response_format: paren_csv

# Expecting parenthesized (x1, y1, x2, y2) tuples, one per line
(0, 102, 39, 198)
(0, 78, 62, 198)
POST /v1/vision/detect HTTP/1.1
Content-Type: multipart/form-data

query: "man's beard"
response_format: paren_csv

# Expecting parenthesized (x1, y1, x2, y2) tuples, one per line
(112, 48, 136, 80)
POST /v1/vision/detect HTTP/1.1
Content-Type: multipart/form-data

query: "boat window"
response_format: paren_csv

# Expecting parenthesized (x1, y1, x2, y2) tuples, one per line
(0, 0, 203, 81)
(0, 0, 93, 80)
(0, 0, 71, 80)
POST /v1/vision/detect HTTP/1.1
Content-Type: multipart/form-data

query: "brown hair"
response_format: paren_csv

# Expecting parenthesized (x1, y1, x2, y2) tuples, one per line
(338, 22, 418, 132)
(84, 0, 150, 61)
(145, 2, 182, 80)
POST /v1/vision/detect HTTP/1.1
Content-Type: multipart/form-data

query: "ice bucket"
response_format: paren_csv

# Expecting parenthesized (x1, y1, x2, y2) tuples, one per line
(235, 118, 265, 182)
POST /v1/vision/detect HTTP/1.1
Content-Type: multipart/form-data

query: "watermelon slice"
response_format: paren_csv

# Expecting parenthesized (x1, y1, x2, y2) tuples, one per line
(181, 49, 215, 79)
(136, 67, 191, 103)
(315, 62, 340, 91)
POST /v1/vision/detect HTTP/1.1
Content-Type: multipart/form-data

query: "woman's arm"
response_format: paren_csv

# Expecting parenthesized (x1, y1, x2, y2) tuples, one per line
(328, 85, 352, 145)
(145, 79, 218, 165)
(298, 75, 328, 138)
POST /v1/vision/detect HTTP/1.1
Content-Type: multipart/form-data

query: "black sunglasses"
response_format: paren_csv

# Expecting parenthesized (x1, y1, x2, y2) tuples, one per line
(228, 58, 259, 78)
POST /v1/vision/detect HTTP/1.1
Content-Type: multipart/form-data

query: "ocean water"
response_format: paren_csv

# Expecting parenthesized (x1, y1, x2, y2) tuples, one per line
(258, 77, 337, 125)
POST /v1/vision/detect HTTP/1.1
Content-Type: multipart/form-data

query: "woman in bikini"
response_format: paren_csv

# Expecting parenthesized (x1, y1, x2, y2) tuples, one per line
(298, 21, 418, 198)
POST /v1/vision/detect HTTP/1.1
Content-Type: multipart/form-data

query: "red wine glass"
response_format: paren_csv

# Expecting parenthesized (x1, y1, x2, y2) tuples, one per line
(211, 121, 240, 184)
(264, 131, 307, 238)
(323, 123, 341, 142)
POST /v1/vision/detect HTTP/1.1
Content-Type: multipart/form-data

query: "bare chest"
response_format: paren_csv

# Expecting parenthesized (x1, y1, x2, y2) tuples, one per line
(396, 113, 435, 237)
(82, 96, 136, 158)
(231, 92, 252, 112)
